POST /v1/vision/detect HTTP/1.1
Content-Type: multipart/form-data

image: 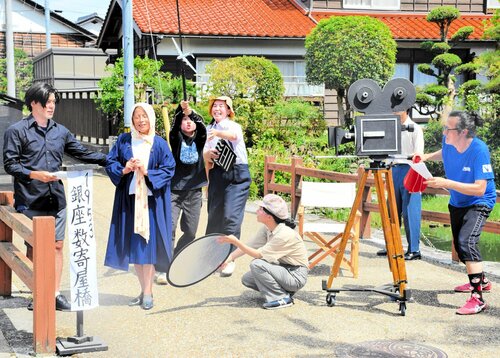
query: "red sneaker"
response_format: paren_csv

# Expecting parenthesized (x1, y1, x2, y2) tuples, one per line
(456, 294, 487, 315)
(454, 281, 492, 293)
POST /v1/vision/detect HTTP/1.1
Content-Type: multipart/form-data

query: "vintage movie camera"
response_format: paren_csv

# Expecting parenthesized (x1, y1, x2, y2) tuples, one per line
(329, 78, 416, 160)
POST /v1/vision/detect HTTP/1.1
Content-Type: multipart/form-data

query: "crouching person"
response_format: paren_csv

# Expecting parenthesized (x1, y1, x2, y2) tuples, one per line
(218, 194, 309, 310)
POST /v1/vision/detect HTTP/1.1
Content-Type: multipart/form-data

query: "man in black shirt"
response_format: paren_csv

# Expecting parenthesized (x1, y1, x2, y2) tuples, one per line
(3, 82, 107, 311)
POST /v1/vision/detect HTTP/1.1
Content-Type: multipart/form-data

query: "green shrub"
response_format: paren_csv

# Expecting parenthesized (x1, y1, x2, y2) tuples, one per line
(95, 55, 178, 130)
(205, 56, 284, 105)
(451, 26, 474, 42)
(430, 42, 451, 54)
(426, 6, 460, 23)
(422, 119, 445, 178)
(0, 48, 33, 100)
(305, 15, 396, 123)
(432, 53, 462, 71)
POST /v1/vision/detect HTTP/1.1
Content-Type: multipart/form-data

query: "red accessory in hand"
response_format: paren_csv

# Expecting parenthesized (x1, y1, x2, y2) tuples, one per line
(403, 156, 427, 193)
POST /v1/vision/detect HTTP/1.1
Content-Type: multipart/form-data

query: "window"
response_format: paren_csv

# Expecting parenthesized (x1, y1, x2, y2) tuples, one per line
(397, 63, 466, 119)
(343, 0, 400, 10)
(272, 60, 324, 97)
(392, 63, 410, 80)
(413, 63, 436, 87)
(195, 58, 324, 98)
(195, 58, 219, 98)
(487, 0, 500, 9)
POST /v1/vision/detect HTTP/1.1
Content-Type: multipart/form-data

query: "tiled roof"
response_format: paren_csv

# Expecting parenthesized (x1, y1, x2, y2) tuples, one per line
(130, 1, 492, 41)
(132, 0, 315, 38)
(312, 12, 491, 40)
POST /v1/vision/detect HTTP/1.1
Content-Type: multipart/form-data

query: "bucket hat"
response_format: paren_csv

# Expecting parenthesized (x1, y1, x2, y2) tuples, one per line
(257, 194, 289, 220)
(209, 96, 235, 118)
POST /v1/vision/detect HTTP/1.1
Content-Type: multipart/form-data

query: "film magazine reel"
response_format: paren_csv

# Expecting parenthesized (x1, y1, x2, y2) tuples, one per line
(331, 78, 416, 158)
(347, 78, 416, 115)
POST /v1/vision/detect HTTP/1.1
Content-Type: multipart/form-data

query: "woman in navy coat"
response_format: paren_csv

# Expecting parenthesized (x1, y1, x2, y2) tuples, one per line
(104, 103, 175, 310)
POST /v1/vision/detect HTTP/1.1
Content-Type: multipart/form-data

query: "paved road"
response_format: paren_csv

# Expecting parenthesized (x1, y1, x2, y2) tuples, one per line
(1, 173, 499, 357)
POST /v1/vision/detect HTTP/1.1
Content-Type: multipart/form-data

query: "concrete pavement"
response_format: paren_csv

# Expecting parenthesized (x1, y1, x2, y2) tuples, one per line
(1, 173, 499, 357)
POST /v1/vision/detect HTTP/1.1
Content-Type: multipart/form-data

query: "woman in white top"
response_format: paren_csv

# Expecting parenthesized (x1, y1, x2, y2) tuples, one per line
(203, 96, 252, 277)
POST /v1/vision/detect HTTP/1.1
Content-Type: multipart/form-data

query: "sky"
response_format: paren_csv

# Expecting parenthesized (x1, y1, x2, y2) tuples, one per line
(32, 0, 112, 22)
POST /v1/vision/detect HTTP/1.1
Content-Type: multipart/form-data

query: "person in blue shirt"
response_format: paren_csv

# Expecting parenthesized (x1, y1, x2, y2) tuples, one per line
(419, 110, 496, 315)
(3, 82, 107, 311)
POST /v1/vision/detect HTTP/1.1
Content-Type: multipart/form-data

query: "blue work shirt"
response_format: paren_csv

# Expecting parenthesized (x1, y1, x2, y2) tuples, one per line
(3, 115, 107, 211)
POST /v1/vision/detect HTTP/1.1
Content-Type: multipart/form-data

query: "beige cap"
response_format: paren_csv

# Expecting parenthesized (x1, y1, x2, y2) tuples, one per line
(209, 96, 235, 118)
(257, 194, 289, 220)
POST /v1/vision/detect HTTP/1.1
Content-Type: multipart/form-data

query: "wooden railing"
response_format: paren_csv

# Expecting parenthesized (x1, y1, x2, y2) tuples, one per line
(264, 156, 500, 239)
(0, 192, 56, 354)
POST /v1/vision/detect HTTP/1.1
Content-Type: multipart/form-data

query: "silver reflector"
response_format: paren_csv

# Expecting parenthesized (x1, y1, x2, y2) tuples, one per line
(167, 234, 232, 287)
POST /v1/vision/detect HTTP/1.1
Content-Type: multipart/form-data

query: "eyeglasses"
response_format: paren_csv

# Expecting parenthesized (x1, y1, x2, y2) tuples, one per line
(443, 126, 460, 133)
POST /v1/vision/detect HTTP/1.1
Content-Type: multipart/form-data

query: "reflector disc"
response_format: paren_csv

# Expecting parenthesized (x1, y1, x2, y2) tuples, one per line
(167, 234, 232, 287)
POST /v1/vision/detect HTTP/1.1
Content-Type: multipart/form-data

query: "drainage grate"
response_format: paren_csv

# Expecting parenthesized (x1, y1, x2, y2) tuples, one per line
(335, 340, 448, 357)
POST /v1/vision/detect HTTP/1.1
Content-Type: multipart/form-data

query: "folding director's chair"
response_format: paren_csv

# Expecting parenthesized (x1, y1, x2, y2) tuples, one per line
(297, 181, 361, 277)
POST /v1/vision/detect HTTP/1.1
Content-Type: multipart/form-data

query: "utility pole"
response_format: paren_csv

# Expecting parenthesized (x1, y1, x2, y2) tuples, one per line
(123, 0, 134, 129)
(44, 0, 51, 48)
(5, 0, 16, 97)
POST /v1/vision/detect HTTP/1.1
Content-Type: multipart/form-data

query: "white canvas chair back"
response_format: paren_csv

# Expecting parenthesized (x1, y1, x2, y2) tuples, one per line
(298, 181, 360, 277)
(301, 182, 356, 209)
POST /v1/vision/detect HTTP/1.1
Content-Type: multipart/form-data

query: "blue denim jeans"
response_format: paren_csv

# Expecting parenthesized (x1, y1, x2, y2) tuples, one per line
(392, 165, 421, 253)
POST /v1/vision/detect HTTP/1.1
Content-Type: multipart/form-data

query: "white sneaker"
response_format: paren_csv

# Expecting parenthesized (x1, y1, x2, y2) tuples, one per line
(220, 261, 235, 277)
(155, 272, 168, 285)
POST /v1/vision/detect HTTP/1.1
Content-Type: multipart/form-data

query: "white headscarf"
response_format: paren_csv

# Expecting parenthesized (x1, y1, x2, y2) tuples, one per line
(130, 103, 156, 242)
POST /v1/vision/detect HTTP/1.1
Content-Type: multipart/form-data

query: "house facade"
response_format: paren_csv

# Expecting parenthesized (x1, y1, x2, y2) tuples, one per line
(75, 13, 105, 37)
(96, 0, 497, 124)
(0, 0, 96, 58)
(1, 0, 113, 92)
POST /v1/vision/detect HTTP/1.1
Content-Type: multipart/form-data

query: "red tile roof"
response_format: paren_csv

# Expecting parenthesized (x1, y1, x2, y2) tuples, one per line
(130, 1, 492, 41)
(132, 0, 315, 38)
(312, 12, 491, 40)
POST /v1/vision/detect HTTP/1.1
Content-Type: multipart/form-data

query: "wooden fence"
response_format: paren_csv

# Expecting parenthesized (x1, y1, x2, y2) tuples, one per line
(57, 89, 119, 146)
(0, 192, 56, 354)
(264, 156, 500, 239)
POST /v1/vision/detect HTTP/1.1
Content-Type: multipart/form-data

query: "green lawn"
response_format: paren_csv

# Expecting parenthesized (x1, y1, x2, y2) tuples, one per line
(320, 194, 499, 262)
(422, 194, 499, 222)
(420, 194, 499, 262)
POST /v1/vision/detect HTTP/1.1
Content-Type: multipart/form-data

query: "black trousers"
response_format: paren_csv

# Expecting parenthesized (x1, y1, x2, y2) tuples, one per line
(171, 188, 203, 255)
(206, 164, 251, 239)
(449, 204, 491, 263)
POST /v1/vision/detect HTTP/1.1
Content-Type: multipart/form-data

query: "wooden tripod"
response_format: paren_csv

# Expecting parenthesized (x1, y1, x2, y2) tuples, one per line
(322, 162, 410, 315)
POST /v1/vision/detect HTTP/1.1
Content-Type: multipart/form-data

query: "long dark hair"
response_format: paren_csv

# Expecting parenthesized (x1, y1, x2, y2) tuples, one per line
(262, 207, 296, 229)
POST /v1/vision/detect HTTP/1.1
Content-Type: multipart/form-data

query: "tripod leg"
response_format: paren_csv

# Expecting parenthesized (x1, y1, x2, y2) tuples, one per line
(384, 169, 408, 295)
(326, 170, 369, 288)
(373, 171, 398, 277)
